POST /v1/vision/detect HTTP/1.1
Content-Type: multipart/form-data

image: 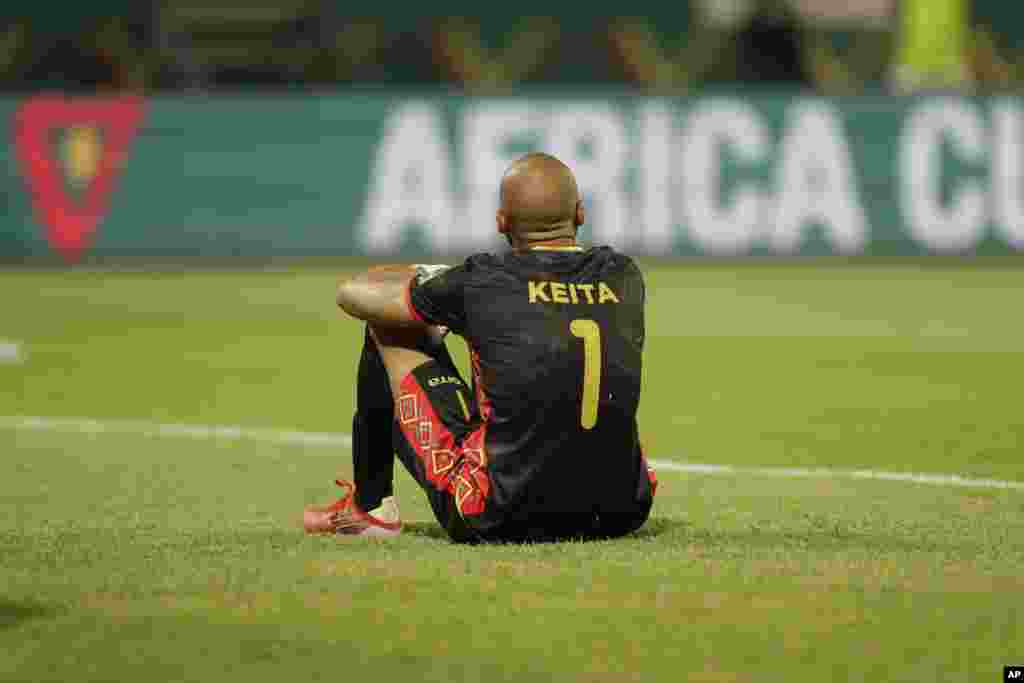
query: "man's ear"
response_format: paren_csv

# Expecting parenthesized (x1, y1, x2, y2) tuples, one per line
(574, 201, 585, 227)
(497, 209, 509, 235)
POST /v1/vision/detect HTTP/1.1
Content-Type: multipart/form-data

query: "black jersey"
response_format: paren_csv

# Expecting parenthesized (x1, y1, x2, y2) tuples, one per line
(408, 245, 646, 524)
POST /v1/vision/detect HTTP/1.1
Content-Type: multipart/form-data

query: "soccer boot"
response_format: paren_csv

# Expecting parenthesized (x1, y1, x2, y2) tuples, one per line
(303, 480, 402, 537)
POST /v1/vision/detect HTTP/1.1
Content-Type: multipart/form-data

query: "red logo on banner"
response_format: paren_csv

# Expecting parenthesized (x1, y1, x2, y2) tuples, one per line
(13, 96, 145, 262)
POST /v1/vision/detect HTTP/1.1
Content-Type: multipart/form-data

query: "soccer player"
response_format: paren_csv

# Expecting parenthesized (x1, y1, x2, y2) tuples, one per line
(303, 152, 657, 542)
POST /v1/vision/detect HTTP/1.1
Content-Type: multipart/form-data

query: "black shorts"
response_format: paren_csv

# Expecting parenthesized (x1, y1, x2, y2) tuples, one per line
(393, 361, 656, 543)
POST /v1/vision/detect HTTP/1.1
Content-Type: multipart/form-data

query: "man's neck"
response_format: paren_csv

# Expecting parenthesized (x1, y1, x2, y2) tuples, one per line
(515, 237, 581, 252)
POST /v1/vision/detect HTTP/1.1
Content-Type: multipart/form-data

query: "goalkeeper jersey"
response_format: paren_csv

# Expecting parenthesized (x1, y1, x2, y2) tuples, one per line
(408, 245, 646, 522)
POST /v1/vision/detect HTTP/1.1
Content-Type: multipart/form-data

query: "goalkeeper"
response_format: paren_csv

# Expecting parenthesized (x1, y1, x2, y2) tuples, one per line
(303, 153, 656, 542)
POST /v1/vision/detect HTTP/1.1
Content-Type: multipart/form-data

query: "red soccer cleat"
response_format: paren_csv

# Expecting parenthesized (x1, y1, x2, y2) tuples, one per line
(303, 480, 402, 537)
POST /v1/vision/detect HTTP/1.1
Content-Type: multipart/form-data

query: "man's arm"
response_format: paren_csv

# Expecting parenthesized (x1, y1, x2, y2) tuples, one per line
(336, 265, 423, 327)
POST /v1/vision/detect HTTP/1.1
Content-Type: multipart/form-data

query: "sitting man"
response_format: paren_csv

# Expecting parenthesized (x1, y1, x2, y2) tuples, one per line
(304, 152, 656, 543)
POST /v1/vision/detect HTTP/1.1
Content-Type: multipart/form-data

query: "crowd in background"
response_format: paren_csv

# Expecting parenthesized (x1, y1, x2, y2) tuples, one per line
(0, 0, 1021, 94)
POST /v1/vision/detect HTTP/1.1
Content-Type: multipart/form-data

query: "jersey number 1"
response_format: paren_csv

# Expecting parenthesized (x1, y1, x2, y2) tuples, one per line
(570, 319, 601, 430)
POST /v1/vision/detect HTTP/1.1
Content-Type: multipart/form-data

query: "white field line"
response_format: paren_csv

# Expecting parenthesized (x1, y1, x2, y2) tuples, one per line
(1, 415, 351, 448)
(668, 461, 1024, 491)
(2, 415, 1022, 492)
(0, 341, 22, 364)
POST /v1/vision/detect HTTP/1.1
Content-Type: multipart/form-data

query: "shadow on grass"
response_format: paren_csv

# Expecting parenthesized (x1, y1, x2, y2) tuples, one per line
(402, 516, 685, 544)
(632, 516, 686, 539)
(0, 598, 56, 630)
(402, 522, 450, 540)
(404, 515, 987, 555)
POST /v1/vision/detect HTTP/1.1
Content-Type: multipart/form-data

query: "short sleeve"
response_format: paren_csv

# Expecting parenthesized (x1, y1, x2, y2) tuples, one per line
(407, 261, 471, 334)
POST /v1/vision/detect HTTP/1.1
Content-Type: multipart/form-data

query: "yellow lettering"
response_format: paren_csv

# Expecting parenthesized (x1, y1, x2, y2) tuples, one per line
(598, 282, 620, 304)
(531, 281, 618, 305)
(528, 281, 550, 303)
(578, 283, 595, 304)
(550, 282, 569, 304)
(570, 319, 602, 429)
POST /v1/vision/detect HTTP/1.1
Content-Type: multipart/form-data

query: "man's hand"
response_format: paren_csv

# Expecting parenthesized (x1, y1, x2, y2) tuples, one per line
(413, 263, 452, 283)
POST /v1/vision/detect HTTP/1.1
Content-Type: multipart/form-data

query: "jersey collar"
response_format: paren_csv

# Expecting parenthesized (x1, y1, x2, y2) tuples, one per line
(528, 245, 584, 252)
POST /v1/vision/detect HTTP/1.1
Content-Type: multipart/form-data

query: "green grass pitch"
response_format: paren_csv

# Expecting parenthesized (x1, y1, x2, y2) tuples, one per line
(1, 262, 1022, 682)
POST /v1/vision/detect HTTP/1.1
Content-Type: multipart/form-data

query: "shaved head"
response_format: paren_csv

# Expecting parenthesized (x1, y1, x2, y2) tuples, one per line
(498, 153, 583, 245)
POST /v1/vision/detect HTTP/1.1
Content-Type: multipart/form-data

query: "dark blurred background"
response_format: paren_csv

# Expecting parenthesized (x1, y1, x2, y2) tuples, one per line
(5, 0, 1024, 262)
(0, 0, 1020, 95)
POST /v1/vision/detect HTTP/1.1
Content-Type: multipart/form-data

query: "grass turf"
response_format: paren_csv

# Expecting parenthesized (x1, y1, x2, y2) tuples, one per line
(1, 263, 1022, 681)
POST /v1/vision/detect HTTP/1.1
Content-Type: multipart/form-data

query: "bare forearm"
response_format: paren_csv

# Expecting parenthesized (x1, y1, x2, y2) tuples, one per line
(336, 265, 421, 326)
